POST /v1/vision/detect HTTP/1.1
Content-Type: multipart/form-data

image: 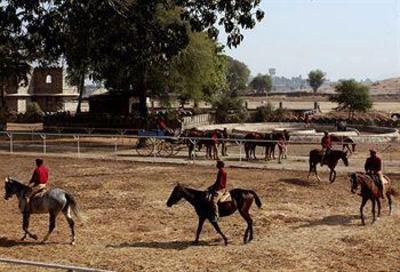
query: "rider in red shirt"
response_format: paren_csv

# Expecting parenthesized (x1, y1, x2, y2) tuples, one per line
(24, 159, 49, 212)
(321, 131, 332, 166)
(208, 160, 227, 222)
(365, 149, 384, 198)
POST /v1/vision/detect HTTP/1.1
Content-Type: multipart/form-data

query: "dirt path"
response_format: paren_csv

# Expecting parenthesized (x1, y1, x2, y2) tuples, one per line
(0, 155, 399, 271)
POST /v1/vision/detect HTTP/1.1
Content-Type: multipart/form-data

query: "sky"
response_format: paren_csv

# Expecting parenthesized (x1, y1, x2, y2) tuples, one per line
(221, 0, 400, 81)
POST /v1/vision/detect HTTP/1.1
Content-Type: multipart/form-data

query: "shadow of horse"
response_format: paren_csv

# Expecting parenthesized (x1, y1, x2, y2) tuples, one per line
(0, 237, 65, 247)
(293, 215, 359, 229)
(106, 240, 220, 250)
(279, 178, 316, 187)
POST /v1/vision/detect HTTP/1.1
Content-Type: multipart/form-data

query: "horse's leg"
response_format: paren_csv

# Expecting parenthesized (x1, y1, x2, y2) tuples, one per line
(239, 205, 253, 243)
(329, 168, 336, 183)
(371, 199, 376, 224)
(314, 164, 321, 182)
(63, 207, 76, 245)
(360, 197, 367, 225)
(42, 212, 57, 243)
(376, 198, 381, 218)
(22, 212, 38, 240)
(307, 162, 313, 180)
(193, 217, 206, 244)
(209, 221, 228, 246)
(387, 195, 392, 216)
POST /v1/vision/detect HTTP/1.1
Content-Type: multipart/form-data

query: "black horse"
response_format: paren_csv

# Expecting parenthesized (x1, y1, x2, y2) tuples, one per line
(166, 184, 262, 245)
(308, 149, 349, 182)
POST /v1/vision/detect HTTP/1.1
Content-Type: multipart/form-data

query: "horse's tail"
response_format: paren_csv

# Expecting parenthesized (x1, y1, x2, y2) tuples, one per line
(65, 192, 87, 223)
(352, 143, 356, 152)
(249, 190, 262, 208)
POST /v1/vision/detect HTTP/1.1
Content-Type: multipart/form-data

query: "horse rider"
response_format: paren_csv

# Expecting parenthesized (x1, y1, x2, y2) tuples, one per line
(24, 158, 49, 212)
(207, 160, 227, 222)
(321, 131, 332, 166)
(158, 116, 174, 136)
(365, 148, 384, 198)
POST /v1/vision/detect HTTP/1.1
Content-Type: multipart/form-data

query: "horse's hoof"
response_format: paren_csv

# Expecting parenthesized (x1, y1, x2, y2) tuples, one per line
(70, 241, 75, 246)
(31, 234, 38, 240)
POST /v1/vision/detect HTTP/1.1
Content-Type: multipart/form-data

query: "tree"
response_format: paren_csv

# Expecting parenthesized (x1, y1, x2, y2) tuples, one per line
(249, 74, 272, 95)
(212, 95, 248, 123)
(307, 70, 325, 94)
(163, 32, 227, 107)
(225, 56, 250, 96)
(0, 4, 31, 110)
(329, 79, 373, 119)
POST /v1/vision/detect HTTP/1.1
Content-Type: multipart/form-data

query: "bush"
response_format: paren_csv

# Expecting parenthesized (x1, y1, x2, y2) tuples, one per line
(253, 103, 275, 122)
(212, 95, 248, 123)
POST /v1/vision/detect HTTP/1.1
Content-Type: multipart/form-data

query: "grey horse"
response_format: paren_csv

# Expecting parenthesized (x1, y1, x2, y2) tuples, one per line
(4, 177, 83, 245)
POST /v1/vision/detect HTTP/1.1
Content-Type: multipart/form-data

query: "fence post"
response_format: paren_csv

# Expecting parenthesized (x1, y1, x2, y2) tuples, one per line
(7, 132, 13, 153)
(74, 135, 80, 157)
(40, 134, 47, 154)
(114, 137, 118, 153)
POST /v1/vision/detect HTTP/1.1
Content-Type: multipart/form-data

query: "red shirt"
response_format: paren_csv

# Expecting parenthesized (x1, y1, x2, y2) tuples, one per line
(159, 120, 167, 130)
(215, 168, 227, 190)
(365, 156, 383, 173)
(32, 165, 49, 185)
(321, 136, 332, 149)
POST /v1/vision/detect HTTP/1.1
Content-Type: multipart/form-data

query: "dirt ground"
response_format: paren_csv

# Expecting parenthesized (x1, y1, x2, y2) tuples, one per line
(0, 154, 399, 272)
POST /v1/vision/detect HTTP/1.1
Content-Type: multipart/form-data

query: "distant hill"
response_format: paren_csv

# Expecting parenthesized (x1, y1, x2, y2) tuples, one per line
(369, 77, 400, 95)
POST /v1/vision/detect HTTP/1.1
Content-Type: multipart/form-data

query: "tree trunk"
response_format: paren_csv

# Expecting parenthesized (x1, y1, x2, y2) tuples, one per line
(76, 73, 85, 114)
(0, 83, 5, 110)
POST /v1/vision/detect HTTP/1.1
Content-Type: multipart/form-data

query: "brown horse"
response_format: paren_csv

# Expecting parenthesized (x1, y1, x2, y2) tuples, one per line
(350, 173, 397, 225)
(331, 135, 356, 154)
(244, 131, 289, 161)
(166, 184, 262, 245)
(308, 149, 349, 182)
(183, 128, 225, 160)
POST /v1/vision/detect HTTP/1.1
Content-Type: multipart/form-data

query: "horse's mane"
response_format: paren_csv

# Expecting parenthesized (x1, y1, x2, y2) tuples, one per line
(7, 177, 30, 190)
(178, 184, 207, 198)
(353, 173, 380, 195)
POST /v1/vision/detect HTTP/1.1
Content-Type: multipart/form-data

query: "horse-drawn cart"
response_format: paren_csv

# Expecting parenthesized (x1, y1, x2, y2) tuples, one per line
(135, 129, 185, 157)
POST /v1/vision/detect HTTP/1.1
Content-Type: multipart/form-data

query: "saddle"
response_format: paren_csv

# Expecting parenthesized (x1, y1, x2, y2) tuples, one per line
(219, 191, 232, 203)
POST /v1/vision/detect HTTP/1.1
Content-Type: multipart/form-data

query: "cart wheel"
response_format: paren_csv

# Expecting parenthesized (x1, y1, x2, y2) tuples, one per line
(157, 141, 174, 157)
(135, 138, 154, 156)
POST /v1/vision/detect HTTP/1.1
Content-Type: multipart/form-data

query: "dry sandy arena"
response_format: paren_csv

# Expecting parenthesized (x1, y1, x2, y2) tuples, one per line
(0, 154, 399, 271)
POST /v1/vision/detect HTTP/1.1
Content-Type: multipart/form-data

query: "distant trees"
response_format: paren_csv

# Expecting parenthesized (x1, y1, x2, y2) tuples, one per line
(307, 70, 326, 94)
(249, 74, 272, 95)
(329, 79, 372, 119)
(225, 56, 250, 96)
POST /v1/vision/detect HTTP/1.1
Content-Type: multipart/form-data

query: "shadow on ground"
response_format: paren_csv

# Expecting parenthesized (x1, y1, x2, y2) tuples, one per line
(293, 214, 360, 229)
(106, 239, 221, 250)
(279, 178, 316, 187)
(0, 237, 65, 247)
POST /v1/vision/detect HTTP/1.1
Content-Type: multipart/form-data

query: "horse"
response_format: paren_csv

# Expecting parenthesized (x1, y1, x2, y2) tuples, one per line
(245, 131, 290, 161)
(350, 173, 397, 225)
(183, 128, 225, 160)
(166, 184, 262, 245)
(4, 177, 83, 245)
(330, 135, 356, 154)
(308, 149, 349, 182)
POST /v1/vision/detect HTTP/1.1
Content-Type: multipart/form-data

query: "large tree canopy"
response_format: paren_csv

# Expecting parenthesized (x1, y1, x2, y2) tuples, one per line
(2, 0, 264, 118)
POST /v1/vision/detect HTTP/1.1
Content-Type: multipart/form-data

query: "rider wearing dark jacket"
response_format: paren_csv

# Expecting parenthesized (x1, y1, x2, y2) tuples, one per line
(365, 149, 384, 198)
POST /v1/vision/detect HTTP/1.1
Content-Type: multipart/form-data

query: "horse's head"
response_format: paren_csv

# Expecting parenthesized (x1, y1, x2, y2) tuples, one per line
(166, 183, 184, 207)
(341, 151, 349, 166)
(4, 177, 17, 200)
(349, 173, 359, 194)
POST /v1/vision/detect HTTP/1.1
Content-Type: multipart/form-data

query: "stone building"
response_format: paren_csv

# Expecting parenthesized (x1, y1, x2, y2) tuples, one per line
(5, 67, 80, 113)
